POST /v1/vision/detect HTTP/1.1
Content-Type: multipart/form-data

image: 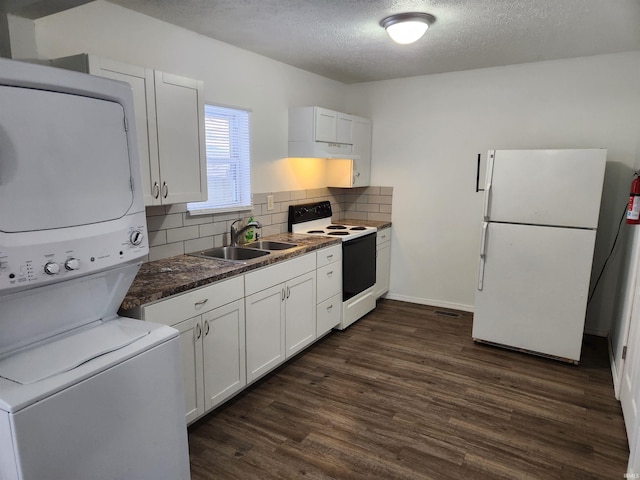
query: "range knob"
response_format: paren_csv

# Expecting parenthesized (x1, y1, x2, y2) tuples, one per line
(129, 229, 144, 246)
(44, 262, 60, 275)
(65, 258, 80, 271)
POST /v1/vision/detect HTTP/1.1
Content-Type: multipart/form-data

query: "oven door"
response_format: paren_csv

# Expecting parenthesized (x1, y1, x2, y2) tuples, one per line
(342, 233, 376, 301)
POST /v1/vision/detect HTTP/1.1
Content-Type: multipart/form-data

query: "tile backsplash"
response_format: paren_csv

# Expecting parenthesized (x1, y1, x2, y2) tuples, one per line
(145, 186, 393, 261)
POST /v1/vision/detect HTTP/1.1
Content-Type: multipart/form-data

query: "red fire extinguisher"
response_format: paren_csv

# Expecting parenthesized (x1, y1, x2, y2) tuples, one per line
(627, 172, 640, 224)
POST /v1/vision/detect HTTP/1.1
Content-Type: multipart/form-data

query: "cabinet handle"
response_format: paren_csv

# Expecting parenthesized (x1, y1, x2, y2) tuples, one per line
(194, 299, 209, 308)
(326, 304, 333, 311)
(152, 181, 160, 199)
(326, 270, 333, 277)
(162, 181, 169, 199)
(326, 254, 333, 260)
(195, 323, 202, 340)
(286, 286, 290, 298)
(204, 320, 210, 336)
(282, 288, 286, 301)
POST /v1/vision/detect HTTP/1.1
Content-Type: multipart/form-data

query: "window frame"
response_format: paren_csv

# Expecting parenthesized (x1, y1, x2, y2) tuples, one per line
(187, 103, 252, 215)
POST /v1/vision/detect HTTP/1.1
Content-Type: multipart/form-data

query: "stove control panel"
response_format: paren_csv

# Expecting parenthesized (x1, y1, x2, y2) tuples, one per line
(288, 201, 333, 231)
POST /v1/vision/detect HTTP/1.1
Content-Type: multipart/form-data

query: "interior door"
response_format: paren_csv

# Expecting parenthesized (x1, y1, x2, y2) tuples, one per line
(485, 149, 606, 228)
(474, 222, 597, 361)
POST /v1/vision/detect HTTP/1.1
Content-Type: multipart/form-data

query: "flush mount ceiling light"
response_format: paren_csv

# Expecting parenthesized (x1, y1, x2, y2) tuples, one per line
(380, 12, 436, 45)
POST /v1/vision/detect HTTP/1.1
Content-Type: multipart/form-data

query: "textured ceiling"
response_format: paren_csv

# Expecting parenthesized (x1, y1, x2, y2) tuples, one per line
(4, 0, 640, 83)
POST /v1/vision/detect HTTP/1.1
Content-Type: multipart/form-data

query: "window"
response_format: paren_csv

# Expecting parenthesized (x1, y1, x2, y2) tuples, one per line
(187, 104, 251, 214)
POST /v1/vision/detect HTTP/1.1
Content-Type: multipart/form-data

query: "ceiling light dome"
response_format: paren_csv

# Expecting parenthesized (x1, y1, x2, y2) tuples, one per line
(380, 12, 436, 45)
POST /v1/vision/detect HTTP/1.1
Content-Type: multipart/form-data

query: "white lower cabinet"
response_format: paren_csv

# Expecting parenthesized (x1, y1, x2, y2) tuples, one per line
(316, 244, 342, 336)
(173, 303, 246, 423)
(202, 300, 246, 411)
(245, 283, 286, 382)
(133, 276, 245, 424)
(245, 253, 317, 383)
(128, 246, 347, 422)
(375, 227, 391, 299)
(284, 271, 316, 357)
(173, 315, 203, 423)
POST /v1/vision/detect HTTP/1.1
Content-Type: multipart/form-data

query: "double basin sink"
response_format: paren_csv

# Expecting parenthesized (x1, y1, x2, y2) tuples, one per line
(188, 240, 299, 263)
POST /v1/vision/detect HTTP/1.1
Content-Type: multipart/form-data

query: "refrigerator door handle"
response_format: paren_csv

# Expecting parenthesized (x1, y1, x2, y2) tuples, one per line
(482, 150, 495, 220)
(478, 222, 489, 290)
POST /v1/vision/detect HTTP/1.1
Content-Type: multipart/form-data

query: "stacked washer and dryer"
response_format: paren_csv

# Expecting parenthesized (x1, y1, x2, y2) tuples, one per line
(0, 59, 190, 479)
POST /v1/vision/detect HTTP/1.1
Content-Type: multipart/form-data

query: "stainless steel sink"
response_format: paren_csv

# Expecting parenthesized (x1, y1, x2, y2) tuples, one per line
(244, 240, 298, 251)
(188, 246, 270, 262)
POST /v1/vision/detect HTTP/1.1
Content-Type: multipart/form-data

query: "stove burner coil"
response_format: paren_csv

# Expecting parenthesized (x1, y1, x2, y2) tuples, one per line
(326, 225, 347, 230)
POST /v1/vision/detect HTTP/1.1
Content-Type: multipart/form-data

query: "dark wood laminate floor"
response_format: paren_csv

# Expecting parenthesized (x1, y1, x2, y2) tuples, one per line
(188, 299, 629, 479)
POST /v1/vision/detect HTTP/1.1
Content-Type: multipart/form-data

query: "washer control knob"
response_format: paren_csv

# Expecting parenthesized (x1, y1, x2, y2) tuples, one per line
(65, 258, 80, 271)
(44, 262, 60, 275)
(129, 230, 144, 246)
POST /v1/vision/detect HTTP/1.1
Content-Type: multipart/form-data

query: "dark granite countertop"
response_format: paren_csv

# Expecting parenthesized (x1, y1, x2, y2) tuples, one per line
(120, 233, 341, 311)
(342, 219, 392, 230)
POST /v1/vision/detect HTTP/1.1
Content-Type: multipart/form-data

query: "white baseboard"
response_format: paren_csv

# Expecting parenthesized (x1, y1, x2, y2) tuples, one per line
(584, 328, 608, 337)
(384, 293, 474, 313)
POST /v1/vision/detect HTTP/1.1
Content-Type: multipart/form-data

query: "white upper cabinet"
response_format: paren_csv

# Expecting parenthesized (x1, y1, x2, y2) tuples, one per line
(51, 54, 207, 206)
(289, 106, 372, 187)
(153, 71, 207, 205)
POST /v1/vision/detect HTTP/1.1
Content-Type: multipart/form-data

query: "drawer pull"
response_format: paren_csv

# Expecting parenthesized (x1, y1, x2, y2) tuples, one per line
(326, 304, 333, 311)
(326, 254, 334, 260)
(326, 270, 333, 277)
(194, 299, 209, 308)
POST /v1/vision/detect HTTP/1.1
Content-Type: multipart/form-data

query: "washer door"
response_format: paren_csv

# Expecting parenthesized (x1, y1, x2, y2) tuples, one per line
(0, 85, 133, 233)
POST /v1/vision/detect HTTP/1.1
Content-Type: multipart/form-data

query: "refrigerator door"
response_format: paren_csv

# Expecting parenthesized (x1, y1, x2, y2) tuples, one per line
(474, 222, 596, 362)
(484, 149, 606, 229)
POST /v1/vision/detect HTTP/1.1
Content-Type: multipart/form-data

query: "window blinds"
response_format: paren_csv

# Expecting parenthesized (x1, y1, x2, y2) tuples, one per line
(188, 104, 251, 214)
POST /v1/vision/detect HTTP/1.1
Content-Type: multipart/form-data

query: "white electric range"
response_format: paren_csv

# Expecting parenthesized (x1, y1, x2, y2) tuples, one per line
(288, 201, 377, 329)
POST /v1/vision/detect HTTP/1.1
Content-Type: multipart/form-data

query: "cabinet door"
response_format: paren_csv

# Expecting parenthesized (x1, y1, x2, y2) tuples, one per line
(173, 316, 204, 424)
(245, 284, 286, 382)
(285, 271, 316, 358)
(87, 57, 160, 206)
(314, 107, 337, 142)
(351, 117, 371, 187)
(336, 113, 353, 144)
(202, 300, 246, 411)
(375, 241, 391, 299)
(154, 71, 207, 204)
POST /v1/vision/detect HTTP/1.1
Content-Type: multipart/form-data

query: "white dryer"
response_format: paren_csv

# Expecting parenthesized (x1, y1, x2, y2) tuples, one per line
(0, 59, 190, 479)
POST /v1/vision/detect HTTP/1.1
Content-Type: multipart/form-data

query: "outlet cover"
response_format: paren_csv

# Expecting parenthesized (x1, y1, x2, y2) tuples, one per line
(267, 195, 274, 211)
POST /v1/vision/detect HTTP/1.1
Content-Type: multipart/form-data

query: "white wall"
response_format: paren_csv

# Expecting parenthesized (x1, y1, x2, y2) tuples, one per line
(33, 0, 347, 193)
(31, 1, 640, 334)
(346, 52, 640, 334)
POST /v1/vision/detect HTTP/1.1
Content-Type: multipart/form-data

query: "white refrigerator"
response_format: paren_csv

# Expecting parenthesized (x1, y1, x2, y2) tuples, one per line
(473, 149, 607, 363)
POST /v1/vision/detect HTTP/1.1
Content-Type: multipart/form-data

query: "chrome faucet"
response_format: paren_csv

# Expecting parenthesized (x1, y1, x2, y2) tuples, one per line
(230, 218, 262, 246)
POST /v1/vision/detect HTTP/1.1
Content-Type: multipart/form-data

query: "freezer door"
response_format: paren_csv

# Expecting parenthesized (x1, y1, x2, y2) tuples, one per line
(484, 149, 606, 229)
(473, 222, 596, 362)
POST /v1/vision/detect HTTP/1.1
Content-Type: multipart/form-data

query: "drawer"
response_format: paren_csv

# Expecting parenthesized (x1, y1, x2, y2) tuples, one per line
(317, 262, 341, 304)
(317, 293, 341, 337)
(245, 252, 316, 296)
(141, 276, 244, 326)
(316, 244, 342, 268)
(376, 228, 391, 246)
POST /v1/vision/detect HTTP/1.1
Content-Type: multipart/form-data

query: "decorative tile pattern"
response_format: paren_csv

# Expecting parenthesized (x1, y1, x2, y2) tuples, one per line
(145, 186, 393, 261)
